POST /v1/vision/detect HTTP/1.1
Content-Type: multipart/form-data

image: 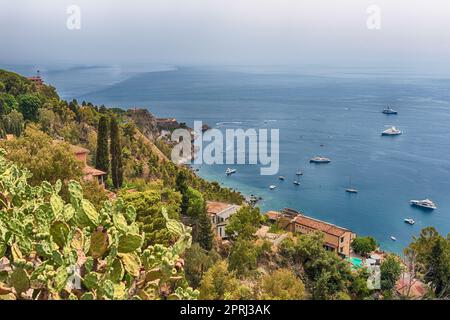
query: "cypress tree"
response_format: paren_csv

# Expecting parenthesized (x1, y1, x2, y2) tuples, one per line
(95, 116, 109, 177)
(194, 203, 214, 251)
(110, 116, 123, 189)
(176, 171, 189, 215)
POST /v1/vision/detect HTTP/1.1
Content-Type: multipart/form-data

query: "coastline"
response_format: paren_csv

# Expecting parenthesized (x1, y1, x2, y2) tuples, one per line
(13, 63, 450, 255)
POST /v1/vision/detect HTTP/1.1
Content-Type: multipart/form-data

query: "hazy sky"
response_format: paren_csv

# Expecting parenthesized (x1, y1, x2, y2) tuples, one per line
(1, 0, 450, 68)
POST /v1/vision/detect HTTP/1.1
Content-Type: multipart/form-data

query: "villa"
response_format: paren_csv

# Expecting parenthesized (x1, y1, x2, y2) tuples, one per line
(156, 118, 180, 130)
(27, 76, 44, 86)
(206, 201, 241, 239)
(70, 144, 107, 185)
(268, 208, 355, 257)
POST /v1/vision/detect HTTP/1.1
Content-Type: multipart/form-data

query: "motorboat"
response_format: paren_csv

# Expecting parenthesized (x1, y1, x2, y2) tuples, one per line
(296, 170, 303, 176)
(293, 180, 300, 186)
(279, 176, 285, 180)
(410, 199, 437, 210)
(390, 236, 397, 241)
(309, 156, 331, 163)
(382, 106, 398, 115)
(404, 218, 415, 225)
(225, 168, 236, 175)
(381, 126, 402, 136)
(269, 185, 277, 190)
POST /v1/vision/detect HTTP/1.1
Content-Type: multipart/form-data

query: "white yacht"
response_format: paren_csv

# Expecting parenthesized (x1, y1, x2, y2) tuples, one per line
(225, 168, 236, 176)
(279, 176, 285, 181)
(390, 236, 397, 241)
(410, 199, 437, 210)
(293, 180, 300, 186)
(382, 106, 398, 115)
(296, 170, 303, 176)
(310, 156, 331, 164)
(269, 185, 277, 190)
(404, 218, 415, 225)
(381, 126, 402, 136)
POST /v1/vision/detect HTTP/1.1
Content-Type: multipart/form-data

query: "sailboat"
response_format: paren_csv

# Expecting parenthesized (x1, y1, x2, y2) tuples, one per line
(345, 177, 358, 193)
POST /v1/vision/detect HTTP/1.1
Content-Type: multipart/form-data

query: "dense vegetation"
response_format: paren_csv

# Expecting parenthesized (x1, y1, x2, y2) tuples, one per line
(0, 68, 449, 300)
(0, 151, 197, 300)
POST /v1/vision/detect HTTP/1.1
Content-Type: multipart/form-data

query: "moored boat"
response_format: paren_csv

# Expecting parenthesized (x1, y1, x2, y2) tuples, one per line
(269, 185, 277, 190)
(410, 199, 437, 210)
(310, 156, 331, 164)
(404, 218, 415, 225)
(381, 126, 402, 136)
(382, 106, 398, 114)
(345, 177, 358, 193)
(225, 168, 236, 175)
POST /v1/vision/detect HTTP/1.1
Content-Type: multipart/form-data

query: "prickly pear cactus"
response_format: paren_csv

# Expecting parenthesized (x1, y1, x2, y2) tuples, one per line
(0, 150, 199, 300)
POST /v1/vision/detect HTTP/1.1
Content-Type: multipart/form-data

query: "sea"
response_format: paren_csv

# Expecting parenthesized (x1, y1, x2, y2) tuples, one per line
(3, 63, 450, 254)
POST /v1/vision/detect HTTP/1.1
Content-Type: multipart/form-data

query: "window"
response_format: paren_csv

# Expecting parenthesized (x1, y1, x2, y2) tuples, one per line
(340, 247, 344, 253)
(340, 236, 344, 243)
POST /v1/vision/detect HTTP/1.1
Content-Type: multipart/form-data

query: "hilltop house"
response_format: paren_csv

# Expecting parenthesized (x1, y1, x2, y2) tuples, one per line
(70, 145, 106, 184)
(27, 76, 44, 86)
(206, 201, 241, 239)
(156, 118, 179, 130)
(268, 208, 355, 257)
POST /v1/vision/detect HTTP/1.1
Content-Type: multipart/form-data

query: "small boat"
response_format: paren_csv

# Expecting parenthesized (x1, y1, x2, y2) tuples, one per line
(293, 180, 300, 186)
(345, 177, 358, 193)
(381, 126, 402, 136)
(410, 199, 437, 210)
(225, 168, 236, 175)
(278, 176, 285, 180)
(382, 106, 398, 115)
(269, 185, 277, 190)
(390, 236, 397, 241)
(404, 218, 415, 225)
(296, 170, 303, 176)
(310, 156, 331, 164)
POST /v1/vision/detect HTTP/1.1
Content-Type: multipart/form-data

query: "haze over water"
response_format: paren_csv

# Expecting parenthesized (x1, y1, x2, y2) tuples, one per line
(6, 63, 450, 254)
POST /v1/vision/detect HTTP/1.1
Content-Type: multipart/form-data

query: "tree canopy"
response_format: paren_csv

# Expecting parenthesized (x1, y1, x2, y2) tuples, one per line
(351, 236, 377, 256)
(259, 269, 306, 300)
(0, 125, 82, 186)
(225, 206, 262, 241)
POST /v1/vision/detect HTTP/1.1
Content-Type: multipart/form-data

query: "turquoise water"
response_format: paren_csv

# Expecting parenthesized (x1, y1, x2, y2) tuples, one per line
(4, 64, 450, 254)
(348, 257, 363, 269)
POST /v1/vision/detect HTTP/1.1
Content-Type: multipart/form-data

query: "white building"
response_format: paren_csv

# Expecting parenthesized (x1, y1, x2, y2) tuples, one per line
(206, 201, 241, 239)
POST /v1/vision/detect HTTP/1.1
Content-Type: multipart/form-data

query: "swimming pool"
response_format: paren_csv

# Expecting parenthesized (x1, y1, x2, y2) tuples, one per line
(348, 257, 363, 269)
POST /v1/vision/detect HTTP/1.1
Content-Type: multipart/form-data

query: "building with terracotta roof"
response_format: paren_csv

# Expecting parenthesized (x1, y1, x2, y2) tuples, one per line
(156, 118, 179, 130)
(206, 201, 241, 239)
(273, 208, 355, 256)
(289, 213, 355, 256)
(69, 144, 106, 184)
(27, 76, 44, 86)
(395, 273, 428, 298)
(265, 210, 281, 222)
